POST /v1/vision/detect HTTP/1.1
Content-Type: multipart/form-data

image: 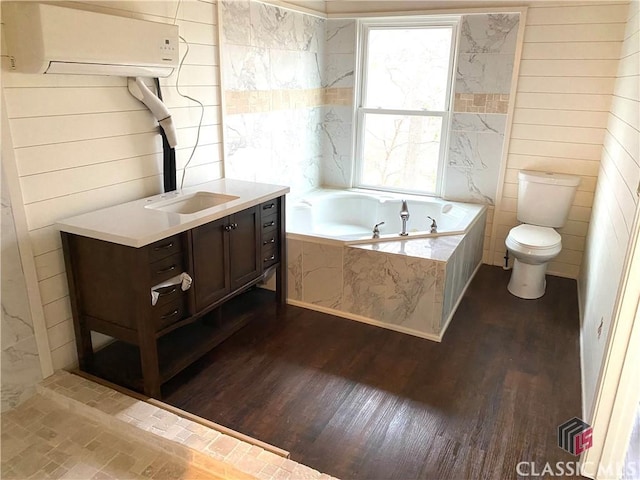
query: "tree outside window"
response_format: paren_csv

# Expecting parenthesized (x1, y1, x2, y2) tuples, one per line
(356, 22, 457, 195)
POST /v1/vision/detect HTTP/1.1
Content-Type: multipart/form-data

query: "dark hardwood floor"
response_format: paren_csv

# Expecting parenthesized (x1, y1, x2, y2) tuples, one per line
(163, 265, 583, 480)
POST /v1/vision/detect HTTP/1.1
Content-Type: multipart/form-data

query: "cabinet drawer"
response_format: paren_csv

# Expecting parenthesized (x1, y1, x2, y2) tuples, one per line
(262, 231, 277, 248)
(152, 283, 183, 307)
(262, 245, 278, 268)
(153, 297, 188, 331)
(149, 252, 184, 285)
(262, 213, 278, 235)
(148, 234, 182, 262)
(260, 200, 278, 218)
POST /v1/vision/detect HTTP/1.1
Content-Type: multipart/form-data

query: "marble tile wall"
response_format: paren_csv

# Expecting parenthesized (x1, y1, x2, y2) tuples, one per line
(445, 113, 508, 204)
(286, 211, 485, 340)
(321, 20, 356, 188)
(224, 107, 324, 192)
(455, 14, 519, 94)
(1, 168, 42, 412)
(221, 8, 518, 206)
(220, 0, 325, 196)
(444, 13, 520, 205)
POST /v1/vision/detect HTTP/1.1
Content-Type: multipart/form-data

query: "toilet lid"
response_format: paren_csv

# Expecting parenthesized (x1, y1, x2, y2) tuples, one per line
(509, 224, 561, 249)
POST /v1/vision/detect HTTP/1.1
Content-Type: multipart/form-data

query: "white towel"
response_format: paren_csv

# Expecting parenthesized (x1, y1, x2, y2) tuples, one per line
(150, 272, 193, 306)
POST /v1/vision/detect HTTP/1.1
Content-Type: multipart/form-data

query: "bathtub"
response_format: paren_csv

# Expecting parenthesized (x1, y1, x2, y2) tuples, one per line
(277, 188, 487, 342)
(287, 189, 485, 244)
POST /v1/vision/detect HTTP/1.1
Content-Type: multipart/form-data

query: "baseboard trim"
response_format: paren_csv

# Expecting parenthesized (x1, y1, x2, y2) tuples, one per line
(286, 299, 443, 342)
(576, 277, 588, 422)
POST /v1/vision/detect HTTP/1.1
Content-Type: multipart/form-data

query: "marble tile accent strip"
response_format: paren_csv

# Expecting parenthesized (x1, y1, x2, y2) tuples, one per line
(324, 87, 353, 106)
(454, 93, 510, 114)
(226, 88, 353, 114)
(28, 371, 338, 480)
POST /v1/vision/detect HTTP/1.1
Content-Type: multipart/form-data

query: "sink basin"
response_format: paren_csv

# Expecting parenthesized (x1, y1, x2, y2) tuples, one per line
(145, 192, 240, 215)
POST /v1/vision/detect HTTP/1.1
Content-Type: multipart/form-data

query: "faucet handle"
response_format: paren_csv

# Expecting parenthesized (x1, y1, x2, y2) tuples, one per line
(427, 216, 437, 232)
(373, 221, 385, 238)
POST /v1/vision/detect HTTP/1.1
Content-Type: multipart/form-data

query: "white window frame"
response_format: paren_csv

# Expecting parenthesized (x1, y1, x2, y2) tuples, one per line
(354, 17, 460, 197)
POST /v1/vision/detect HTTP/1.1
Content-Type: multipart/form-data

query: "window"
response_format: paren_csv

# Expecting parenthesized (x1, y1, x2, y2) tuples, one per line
(355, 20, 458, 195)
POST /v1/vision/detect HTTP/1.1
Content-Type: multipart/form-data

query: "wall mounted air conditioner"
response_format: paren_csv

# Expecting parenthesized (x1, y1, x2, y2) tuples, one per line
(3, 2, 179, 77)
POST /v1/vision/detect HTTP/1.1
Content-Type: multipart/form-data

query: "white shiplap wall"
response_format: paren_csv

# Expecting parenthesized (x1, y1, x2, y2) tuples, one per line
(1, 0, 223, 370)
(580, 0, 639, 418)
(492, 2, 629, 279)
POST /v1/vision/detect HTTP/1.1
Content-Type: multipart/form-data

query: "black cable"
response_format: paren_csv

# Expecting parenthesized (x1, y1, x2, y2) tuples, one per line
(153, 78, 177, 192)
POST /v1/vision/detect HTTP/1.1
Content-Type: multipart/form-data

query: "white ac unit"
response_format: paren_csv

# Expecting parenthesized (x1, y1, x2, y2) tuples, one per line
(3, 2, 179, 77)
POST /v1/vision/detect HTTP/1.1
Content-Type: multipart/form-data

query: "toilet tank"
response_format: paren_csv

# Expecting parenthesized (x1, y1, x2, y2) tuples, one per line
(517, 171, 580, 227)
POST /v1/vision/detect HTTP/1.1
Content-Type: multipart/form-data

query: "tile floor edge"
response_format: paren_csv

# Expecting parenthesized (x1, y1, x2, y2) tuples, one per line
(37, 370, 337, 480)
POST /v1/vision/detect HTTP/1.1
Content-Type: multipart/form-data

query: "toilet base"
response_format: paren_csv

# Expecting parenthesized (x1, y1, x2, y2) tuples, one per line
(507, 258, 548, 299)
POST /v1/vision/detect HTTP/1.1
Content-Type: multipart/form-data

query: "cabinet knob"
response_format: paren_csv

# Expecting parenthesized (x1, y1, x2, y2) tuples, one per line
(224, 225, 233, 232)
(231, 223, 238, 230)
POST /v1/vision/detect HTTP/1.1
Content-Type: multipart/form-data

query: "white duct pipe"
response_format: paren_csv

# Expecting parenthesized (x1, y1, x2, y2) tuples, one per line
(127, 77, 178, 148)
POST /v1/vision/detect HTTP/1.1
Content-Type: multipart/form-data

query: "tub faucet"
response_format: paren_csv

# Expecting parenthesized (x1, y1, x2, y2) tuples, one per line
(400, 200, 410, 236)
(427, 216, 438, 233)
(373, 222, 385, 239)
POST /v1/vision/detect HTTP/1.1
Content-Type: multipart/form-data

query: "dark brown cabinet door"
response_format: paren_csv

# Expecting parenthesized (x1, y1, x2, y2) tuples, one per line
(229, 206, 261, 291)
(192, 216, 230, 311)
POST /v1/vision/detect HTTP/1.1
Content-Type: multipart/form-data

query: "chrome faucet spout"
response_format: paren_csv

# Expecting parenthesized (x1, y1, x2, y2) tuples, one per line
(400, 200, 410, 236)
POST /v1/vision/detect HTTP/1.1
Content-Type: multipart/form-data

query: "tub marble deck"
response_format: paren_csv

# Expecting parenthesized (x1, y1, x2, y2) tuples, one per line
(351, 234, 466, 262)
(283, 209, 486, 341)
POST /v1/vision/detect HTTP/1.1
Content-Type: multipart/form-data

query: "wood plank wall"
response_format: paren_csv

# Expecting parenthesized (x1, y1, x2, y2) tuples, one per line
(580, 0, 639, 417)
(1, 0, 222, 369)
(493, 2, 629, 278)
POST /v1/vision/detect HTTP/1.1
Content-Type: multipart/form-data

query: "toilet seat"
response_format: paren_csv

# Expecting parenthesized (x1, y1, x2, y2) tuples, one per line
(506, 224, 561, 253)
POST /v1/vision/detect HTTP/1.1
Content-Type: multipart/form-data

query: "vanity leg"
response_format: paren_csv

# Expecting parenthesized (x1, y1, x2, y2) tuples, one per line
(61, 233, 94, 371)
(276, 196, 287, 305)
(135, 267, 161, 399)
(138, 334, 161, 399)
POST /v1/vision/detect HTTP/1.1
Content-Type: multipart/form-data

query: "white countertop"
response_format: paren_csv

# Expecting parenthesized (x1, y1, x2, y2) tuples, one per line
(56, 179, 290, 248)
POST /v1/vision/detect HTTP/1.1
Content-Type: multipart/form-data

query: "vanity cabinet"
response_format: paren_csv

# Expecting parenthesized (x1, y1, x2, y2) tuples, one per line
(191, 206, 261, 311)
(61, 195, 286, 399)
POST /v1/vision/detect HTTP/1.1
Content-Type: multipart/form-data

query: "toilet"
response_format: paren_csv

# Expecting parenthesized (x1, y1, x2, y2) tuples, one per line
(505, 170, 580, 299)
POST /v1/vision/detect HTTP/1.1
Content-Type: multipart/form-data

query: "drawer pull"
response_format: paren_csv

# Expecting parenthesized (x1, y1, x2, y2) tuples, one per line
(157, 287, 177, 297)
(153, 241, 174, 251)
(263, 238, 275, 245)
(264, 254, 276, 263)
(156, 265, 176, 275)
(161, 309, 180, 320)
(263, 203, 276, 210)
(263, 220, 275, 228)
